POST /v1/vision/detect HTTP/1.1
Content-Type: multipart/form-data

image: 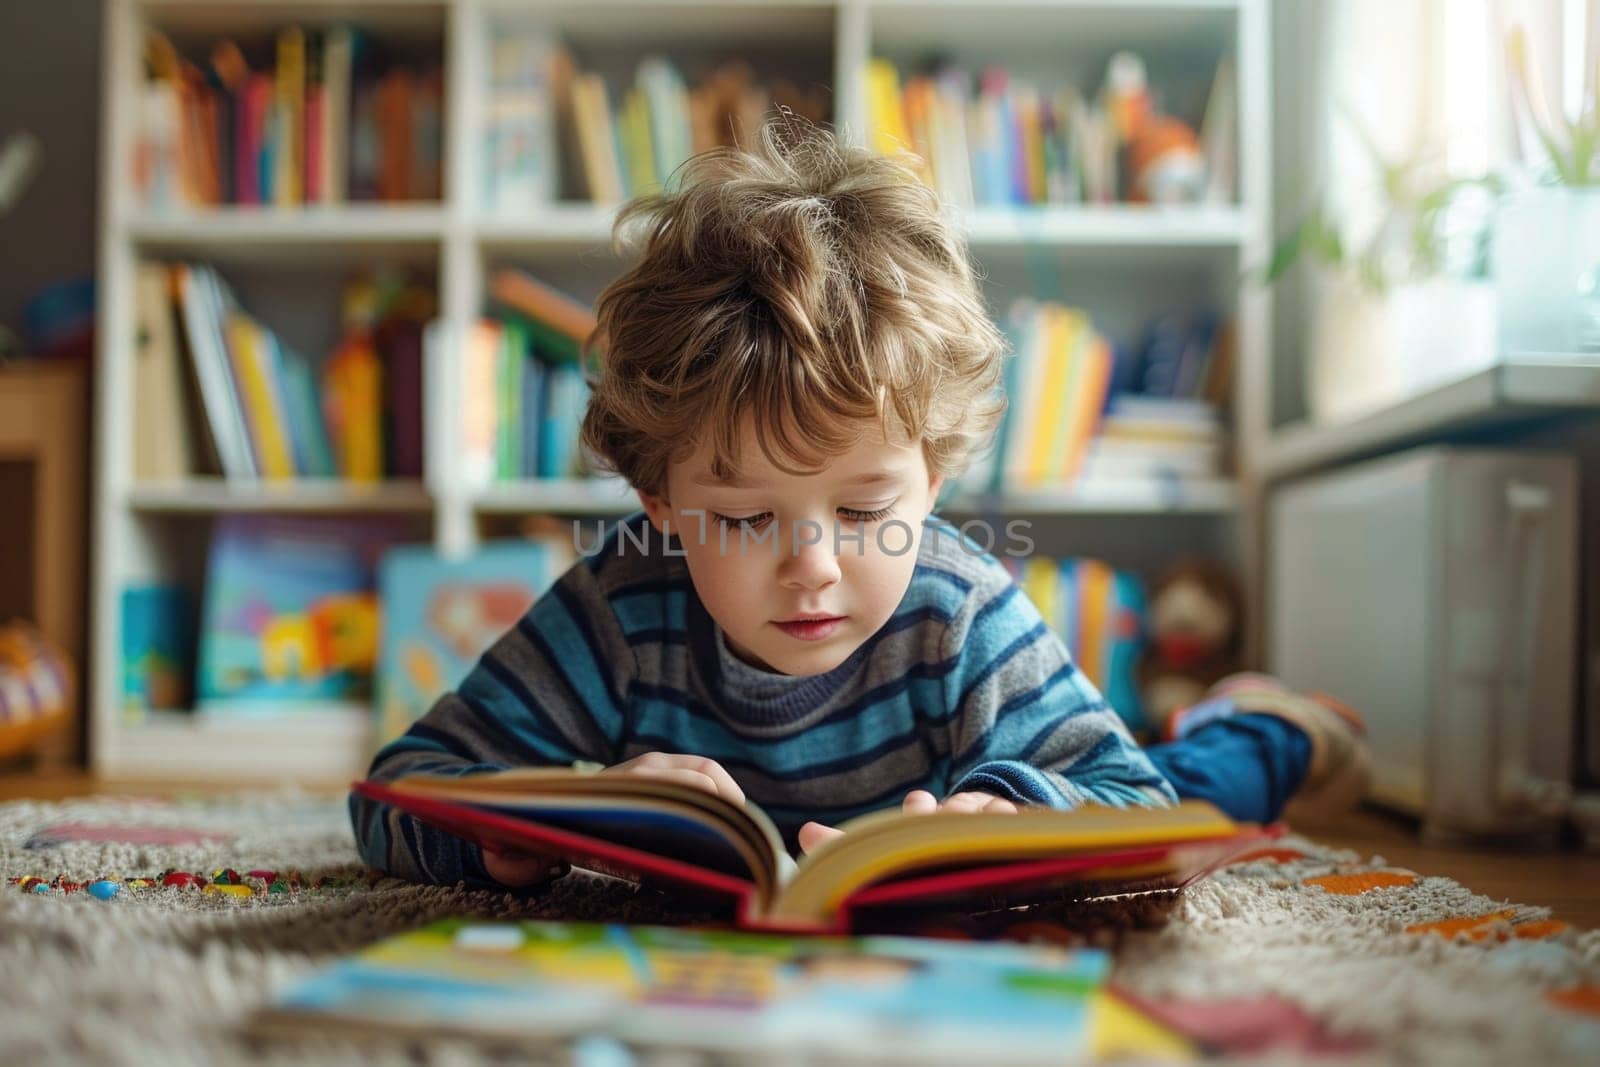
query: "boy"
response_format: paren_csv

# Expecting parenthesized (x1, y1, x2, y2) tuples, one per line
(351, 121, 1365, 890)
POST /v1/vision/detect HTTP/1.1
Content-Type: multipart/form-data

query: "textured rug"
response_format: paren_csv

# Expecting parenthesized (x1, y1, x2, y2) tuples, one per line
(1, 791, 1597, 1065)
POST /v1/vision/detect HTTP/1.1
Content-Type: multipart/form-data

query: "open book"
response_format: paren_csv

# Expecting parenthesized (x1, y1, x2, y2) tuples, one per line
(355, 769, 1273, 932)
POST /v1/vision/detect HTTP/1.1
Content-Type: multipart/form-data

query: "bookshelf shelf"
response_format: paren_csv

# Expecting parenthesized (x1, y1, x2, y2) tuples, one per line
(960, 205, 1247, 249)
(471, 477, 640, 515)
(127, 478, 436, 514)
(98, 706, 374, 784)
(943, 478, 1238, 515)
(125, 207, 448, 262)
(474, 206, 626, 252)
(94, 0, 1271, 784)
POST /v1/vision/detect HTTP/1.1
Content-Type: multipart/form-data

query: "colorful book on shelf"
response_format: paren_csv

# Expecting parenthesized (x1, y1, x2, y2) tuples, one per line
(274, 26, 306, 207)
(375, 540, 566, 744)
(460, 321, 501, 488)
(255, 918, 1192, 1062)
(223, 314, 297, 481)
(495, 318, 525, 480)
(173, 263, 256, 480)
(132, 262, 201, 481)
(356, 770, 1269, 933)
(120, 584, 193, 715)
(277, 346, 338, 478)
(322, 332, 384, 482)
(1006, 556, 1148, 731)
(488, 268, 597, 358)
(196, 516, 392, 709)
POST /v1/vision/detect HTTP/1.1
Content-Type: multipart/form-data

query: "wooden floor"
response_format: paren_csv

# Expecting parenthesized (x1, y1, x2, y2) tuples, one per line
(3, 770, 1597, 928)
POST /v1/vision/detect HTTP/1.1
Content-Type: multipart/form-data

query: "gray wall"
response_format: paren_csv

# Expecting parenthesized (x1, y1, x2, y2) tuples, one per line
(0, 2, 103, 343)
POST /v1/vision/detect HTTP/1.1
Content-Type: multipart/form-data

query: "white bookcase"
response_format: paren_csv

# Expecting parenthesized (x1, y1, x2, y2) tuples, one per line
(92, 0, 1272, 784)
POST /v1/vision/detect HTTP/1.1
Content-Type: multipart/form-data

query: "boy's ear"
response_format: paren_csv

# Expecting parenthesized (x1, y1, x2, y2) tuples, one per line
(638, 489, 671, 534)
(925, 474, 945, 512)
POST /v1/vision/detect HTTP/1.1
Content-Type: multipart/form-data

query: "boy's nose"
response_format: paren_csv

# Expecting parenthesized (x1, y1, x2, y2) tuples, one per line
(778, 525, 842, 590)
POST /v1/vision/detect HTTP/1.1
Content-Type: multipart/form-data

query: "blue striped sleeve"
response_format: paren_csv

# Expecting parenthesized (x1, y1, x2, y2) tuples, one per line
(941, 566, 1175, 810)
(349, 556, 639, 885)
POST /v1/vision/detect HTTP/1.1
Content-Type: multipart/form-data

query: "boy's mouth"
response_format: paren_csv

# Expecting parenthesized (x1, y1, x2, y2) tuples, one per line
(772, 615, 846, 641)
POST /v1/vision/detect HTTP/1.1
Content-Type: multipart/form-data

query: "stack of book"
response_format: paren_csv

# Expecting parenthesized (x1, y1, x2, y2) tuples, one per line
(866, 54, 1235, 210)
(1081, 396, 1225, 486)
(137, 27, 443, 210)
(479, 28, 828, 209)
(1082, 310, 1233, 484)
(958, 302, 1231, 495)
(460, 269, 597, 484)
(134, 261, 432, 483)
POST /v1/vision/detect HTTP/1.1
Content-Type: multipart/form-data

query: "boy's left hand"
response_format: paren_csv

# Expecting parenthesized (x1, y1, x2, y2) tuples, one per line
(797, 790, 1018, 855)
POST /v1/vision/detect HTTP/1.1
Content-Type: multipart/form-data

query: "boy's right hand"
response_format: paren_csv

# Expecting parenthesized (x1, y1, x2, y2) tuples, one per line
(601, 752, 747, 804)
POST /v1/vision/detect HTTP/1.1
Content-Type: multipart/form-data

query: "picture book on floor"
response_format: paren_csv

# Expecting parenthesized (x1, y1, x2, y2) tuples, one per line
(354, 770, 1271, 932)
(256, 918, 1193, 1062)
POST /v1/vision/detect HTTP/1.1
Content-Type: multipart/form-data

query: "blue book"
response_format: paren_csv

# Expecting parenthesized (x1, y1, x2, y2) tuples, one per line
(121, 585, 192, 714)
(520, 354, 546, 479)
(277, 345, 338, 478)
(375, 542, 553, 742)
(538, 362, 584, 478)
(195, 516, 396, 709)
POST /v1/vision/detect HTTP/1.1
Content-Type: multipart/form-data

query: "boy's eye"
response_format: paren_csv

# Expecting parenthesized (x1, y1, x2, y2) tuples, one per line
(839, 505, 895, 523)
(711, 511, 773, 530)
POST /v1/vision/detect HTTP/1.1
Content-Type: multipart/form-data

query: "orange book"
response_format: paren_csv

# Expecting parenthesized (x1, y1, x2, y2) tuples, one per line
(376, 69, 413, 201)
(488, 268, 597, 344)
(322, 334, 384, 482)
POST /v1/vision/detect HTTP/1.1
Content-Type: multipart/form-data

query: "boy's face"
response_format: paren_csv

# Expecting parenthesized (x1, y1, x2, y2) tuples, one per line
(639, 416, 943, 677)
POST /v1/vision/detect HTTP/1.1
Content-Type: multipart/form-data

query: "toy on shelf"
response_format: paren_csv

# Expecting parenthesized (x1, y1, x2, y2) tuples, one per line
(1135, 559, 1243, 734)
(1103, 51, 1205, 205)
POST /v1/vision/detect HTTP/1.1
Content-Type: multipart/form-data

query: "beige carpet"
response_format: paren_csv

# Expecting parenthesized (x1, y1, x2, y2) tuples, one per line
(1, 791, 1597, 1064)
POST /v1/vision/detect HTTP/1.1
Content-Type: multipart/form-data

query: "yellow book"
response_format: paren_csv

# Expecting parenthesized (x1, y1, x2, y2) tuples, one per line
(1022, 556, 1060, 638)
(1074, 559, 1114, 694)
(358, 765, 1262, 931)
(275, 26, 305, 206)
(224, 315, 296, 480)
(866, 58, 909, 157)
(568, 74, 621, 204)
(1026, 305, 1074, 485)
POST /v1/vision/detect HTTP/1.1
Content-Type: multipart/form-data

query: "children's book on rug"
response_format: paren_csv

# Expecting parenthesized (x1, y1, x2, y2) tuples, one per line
(256, 918, 1192, 1062)
(354, 771, 1270, 932)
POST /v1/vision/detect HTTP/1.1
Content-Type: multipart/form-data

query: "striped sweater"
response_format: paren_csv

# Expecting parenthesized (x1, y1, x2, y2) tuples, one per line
(350, 513, 1175, 886)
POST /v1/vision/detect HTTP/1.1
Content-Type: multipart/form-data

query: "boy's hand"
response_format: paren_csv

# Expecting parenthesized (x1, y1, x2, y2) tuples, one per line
(482, 845, 569, 889)
(601, 752, 747, 804)
(797, 790, 1020, 854)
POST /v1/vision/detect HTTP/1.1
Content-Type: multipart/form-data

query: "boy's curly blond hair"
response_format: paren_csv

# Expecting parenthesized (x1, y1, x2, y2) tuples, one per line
(579, 117, 1007, 498)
